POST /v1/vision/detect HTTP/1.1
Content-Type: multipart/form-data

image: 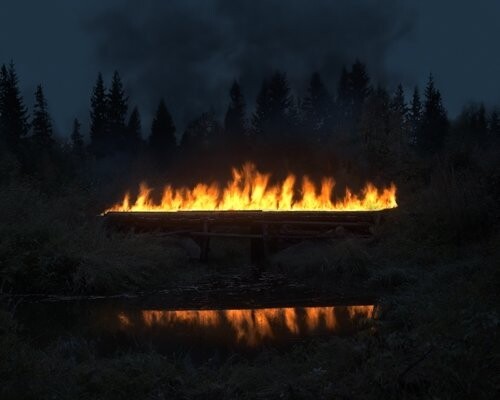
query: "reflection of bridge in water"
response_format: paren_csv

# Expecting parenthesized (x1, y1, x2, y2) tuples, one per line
(117, 305, 375, 347)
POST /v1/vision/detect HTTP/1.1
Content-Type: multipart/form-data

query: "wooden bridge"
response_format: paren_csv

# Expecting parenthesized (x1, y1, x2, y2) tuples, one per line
(103, 210, 391, 267)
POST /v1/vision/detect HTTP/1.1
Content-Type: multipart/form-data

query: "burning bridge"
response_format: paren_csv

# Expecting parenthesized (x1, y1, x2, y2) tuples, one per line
(102, 164, 397, 266)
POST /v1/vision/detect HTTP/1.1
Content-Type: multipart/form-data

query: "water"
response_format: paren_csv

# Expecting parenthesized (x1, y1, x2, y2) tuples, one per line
(15, 300, 375, 356)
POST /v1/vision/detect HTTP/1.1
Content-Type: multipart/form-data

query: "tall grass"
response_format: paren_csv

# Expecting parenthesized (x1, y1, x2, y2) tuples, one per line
(0, 181, 188, 294)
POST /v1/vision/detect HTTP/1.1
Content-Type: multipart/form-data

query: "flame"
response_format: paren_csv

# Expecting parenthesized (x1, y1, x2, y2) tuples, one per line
(106, 163, 397, 213)
(136, 305, 375, 346)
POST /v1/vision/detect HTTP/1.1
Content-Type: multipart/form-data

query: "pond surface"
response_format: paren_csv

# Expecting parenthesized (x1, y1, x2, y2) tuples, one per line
(15, 300, 375, 356)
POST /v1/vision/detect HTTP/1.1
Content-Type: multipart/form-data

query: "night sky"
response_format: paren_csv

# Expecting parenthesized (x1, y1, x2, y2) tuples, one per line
(1, 0, 499, 138)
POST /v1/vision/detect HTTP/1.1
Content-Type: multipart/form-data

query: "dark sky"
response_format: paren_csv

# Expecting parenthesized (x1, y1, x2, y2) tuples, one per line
(1, 0, 499, 138)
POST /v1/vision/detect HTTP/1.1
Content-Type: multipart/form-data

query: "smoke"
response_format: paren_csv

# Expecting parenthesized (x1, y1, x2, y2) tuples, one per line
(86, 0, 415, 130)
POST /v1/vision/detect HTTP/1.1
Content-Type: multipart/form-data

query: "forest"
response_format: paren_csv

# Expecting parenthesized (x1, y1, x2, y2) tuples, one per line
(0, 58, 499, 399)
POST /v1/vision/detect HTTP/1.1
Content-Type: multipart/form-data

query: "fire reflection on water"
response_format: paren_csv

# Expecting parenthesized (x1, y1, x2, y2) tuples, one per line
(117, 305, 375, 347)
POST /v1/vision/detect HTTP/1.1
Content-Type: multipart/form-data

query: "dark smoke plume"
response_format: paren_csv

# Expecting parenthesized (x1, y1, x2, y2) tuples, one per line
(87, 0, 415, 129)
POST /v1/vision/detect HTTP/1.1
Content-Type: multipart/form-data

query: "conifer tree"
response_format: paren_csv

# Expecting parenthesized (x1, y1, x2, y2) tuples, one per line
(336, 61, 370, 134)
(350, 60, 371, 121)
(301, 72, 334, 141)
(409, 86, 422, 146)
(149, 99, 176, 162)
(476, 103, 488, 140)
(31, 84, 54, 148)
(0, 62, 29, 150)
(489, 109, 500, 137)
(70, 118, 85, 158)
(419, 74, 448, 154)
(360, 86, 390, 155)
(224, 80, 246, 138)
(89, 73, 108, 157)
(389, 84, 409, 151)
(181, 111, 222, 153)
(252, 78, 271, 136)
(251, 71, 296, 138)
(126, 106, 142, 153)
(107, 71, 128, 151)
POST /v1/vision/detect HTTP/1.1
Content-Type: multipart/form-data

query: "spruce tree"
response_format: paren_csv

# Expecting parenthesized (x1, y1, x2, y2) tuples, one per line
(360, 86, 390, 155)
(149, 99, 176, 162)
(336, 61, 370, 134)
(107, 71, 128, 151)
(350, 60, 371, 122)
(181, 111, 222, 153)
(336, 67, 350, 125)
(70, 118, 85, 158)
(224, 80, 246, 138)
(419, 74, 448, 154)
(389, 84, 408, 151)
(476, 104, 488, 141)
(89, 73, 108, 157)
(31, 84, 54, 148)
(126, 106, 142, 153)
(252, 78, 271, 136)
(409, 86, 422, 146)
(489, 109, 500, 137)
(251, 71, 296, 138)
(301, 72, 334, 141)
(0, 62, 29, 150)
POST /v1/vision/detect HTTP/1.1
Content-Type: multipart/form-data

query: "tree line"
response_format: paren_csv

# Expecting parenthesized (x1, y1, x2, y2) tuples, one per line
(1, 59, 499, 182)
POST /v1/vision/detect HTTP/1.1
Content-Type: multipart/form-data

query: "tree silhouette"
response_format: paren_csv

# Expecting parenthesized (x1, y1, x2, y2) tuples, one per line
(350, 60, 371, 121)
(301, 72, 334, 142)
(149, 99, 176, 163)
(489, 110, 500, 137)
(89, 73, 108, 157)
(70, 118, 85, 158)
(224, 80, 246, 138)
(252, 71, 297, 139)
(252, 78, 271, 136)
(31, 85, 54, 148)
(336, 61, 370, 135)
(360, 86, 390, 157)
(107, 71, 128, 151)
(181, 111, 222, 154)
(409, 86, 422, 146)
(419, 74, 448, 154)
(389, 84, 409, 152)
(0, 62, 29, 150)
(126, 106, 142, 154)
(475, 104, 488, 141)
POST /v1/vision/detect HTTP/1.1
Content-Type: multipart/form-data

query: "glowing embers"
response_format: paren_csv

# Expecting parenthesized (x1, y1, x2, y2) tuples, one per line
(118, 305, 375, 347)
(106, 163, 397, 213)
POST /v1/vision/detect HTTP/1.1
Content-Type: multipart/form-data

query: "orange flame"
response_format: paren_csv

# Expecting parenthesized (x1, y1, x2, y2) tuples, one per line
(106, 163, 396, 213)
(138, 305, 375, 346)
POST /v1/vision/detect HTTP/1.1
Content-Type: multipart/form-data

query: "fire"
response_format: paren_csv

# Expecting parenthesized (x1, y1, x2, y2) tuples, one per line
(137, 305, 375, 346)
(106, 163, 397, 213)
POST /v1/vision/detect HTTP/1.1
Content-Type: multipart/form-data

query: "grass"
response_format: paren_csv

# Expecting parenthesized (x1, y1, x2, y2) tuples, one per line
(0, 147, 499, 398)
(1, 244, 498, 399)
(0, 181, 193, 294)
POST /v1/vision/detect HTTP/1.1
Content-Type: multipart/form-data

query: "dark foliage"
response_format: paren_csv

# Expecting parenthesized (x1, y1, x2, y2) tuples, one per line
(31, 84, 54, 148)
(224, 80, 246, 138)
(88, 73, 108, 157)
(252, 71, 298, 141)
(418, 74, 449, 154)
(149, 99, 177, 165)
(126, 106, 143, 154)
(70, 118, 85, 159)
(107, 71, 128, 152)
(301, 72, 334, 143)
(0, 62, 29, 150)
